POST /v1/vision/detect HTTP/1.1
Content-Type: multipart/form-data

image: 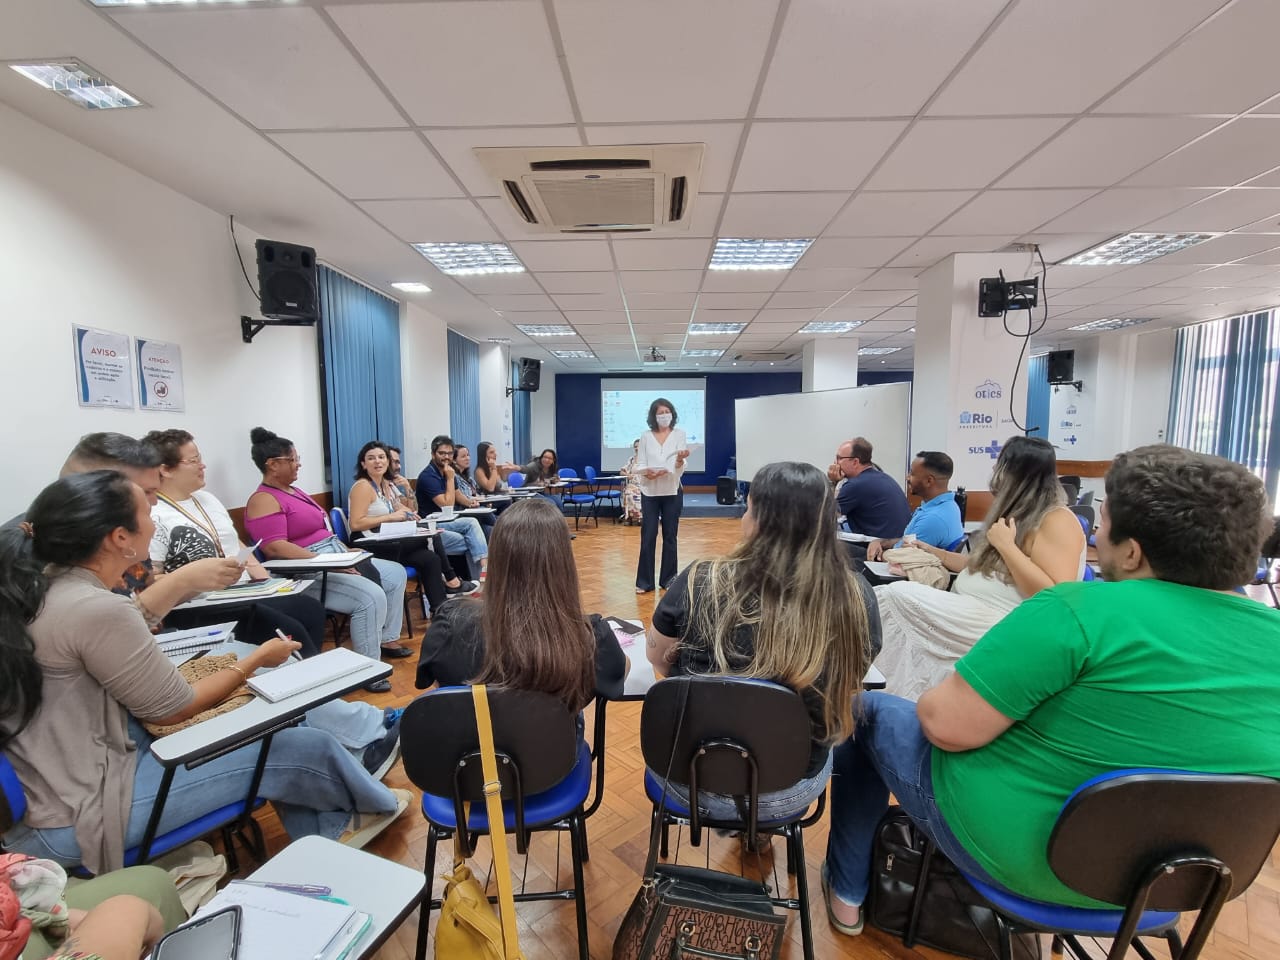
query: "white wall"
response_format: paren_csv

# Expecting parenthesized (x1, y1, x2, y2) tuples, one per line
(476, 341, 513, 459)
(529, 372, 557, 462)
(0, 102, 328, 509)
(801, 338, 860, 392)
(399, 302, 450, 477)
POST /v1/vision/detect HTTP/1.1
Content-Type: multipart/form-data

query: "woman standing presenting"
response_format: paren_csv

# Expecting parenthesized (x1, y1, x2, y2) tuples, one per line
(635, 398, 689, 594)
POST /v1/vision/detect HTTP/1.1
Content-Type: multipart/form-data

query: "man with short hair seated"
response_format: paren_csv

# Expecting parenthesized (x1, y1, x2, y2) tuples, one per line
(833, 436, 911, 540)
(865, 451, 965, 561)
(821, 444, 1280, 934)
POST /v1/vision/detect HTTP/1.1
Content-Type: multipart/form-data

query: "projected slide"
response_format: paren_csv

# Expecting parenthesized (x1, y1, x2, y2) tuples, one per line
(601, 378, 706, 472)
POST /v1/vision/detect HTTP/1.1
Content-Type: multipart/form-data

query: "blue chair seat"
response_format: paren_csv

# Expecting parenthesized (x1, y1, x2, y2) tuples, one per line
(564, 494, 594, 505)
(421, 740, 591, 831)
(642, 769, 803, 828)
(964, 873, 1178, 938)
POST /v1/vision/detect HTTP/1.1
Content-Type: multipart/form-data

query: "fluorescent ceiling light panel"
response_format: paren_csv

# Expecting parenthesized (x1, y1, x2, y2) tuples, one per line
(515, 324, 576, 337)
(858, 347, 902, 356)
(708, 238, 814, 271)
(9, 61, 142, 110)
(390, 282, 431, 293)
(683, 349, 724, 358)
(552, 350, 595, 359)
(90, 1, 278, 5)
(411, 242, 524, 276)
(1061, 233, 1215, 266)
(1066, 317, 1154, 332)
(688, 322, 747, 335)
(801, 320, 863, 333)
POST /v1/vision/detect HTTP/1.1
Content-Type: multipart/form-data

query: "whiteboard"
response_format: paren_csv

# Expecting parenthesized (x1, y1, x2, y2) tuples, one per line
(734, 382, 912, 490)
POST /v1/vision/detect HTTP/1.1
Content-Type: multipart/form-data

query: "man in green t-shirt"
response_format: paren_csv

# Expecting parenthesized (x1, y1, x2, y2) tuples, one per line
(822, 445, 1280, 935)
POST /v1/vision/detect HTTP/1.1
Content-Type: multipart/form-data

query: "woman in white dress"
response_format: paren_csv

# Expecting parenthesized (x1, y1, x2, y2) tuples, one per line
(873, 436, 1086, 700)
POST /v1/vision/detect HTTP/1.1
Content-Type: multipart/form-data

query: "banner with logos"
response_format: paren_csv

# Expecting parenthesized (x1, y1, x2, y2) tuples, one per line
(135, 336, 186, 412)
(948, 373, 1024, 492)
(73, 325, 134, 408)
(1048, 384, 1092, 457)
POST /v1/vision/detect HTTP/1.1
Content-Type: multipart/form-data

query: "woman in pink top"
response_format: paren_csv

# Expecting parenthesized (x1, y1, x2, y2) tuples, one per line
(243, 428, 409, 692)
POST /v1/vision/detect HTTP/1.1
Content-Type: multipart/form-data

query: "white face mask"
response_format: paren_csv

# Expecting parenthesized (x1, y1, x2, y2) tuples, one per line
(656, 414, 672, 428)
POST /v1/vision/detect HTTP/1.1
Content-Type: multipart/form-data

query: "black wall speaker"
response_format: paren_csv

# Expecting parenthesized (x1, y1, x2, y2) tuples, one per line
(517, 357, 542, 392)
(255, 239, 317, 322)
(1047, 349, 1075, 384)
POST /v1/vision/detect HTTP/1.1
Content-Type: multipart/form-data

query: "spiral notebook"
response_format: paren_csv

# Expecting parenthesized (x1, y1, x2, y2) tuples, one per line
(195, 883, 370, 960)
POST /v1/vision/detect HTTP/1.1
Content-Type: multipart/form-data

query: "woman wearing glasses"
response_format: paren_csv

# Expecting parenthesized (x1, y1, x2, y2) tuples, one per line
(243, 427, 408, 691)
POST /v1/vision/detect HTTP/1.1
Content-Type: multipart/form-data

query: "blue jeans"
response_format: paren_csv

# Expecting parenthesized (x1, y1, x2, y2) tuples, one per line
(310, 538, 406, 657)
(436, 518, 488, 574)
(656, 751, 833, 823)
(826, 692, 999, 904)
(5, 717, 397, 868)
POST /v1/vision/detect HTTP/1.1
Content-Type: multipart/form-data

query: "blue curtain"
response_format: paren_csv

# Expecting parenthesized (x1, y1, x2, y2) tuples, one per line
(511, 360, 531, 464)
(318, 266, 403, 507)
(1168, 310, 1280, 503)
(447, 330, 481, 446)
(1026, 354, 1051, 438)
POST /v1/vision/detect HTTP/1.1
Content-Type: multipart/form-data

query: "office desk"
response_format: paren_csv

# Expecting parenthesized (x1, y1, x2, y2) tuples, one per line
(141, 650, 391, 865)
(174, 578, 313, 611)
(247, 835, 425, 960)
(261, 553, 372, 606)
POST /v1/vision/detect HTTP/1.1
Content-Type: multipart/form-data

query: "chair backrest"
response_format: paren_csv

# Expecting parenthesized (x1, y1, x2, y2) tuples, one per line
(1069, 504, 1095, 532)
(1077, 490, 1095, 507)
(1048, 770, 1280, 910)
(401, 686, 579, 804)
(640, 676, 811, 799)
(945, 535, 966, 552)
(0, 754, 27, 833)
(1261, 516, 1280, 560)
(953, 486, 968, 521)
(558, 468, 577, 481)
(329, 506, 350, 544)
(508, 471, 525, 489)
(584, 465, 597, 482)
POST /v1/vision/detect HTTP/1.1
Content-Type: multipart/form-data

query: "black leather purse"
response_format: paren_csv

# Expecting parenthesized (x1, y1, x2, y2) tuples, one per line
(867, 808, 1040, 960)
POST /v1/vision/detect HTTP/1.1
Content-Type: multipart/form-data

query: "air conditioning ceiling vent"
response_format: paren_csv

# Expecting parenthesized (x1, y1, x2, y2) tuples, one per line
(475, 143, 704, 236)
(733, 351, 797, 362)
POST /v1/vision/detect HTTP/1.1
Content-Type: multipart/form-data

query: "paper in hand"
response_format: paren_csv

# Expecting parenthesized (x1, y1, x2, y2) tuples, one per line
(237, 540, 262, 564)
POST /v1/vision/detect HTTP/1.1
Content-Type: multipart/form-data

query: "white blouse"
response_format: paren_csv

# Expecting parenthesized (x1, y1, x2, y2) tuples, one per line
(635, 428, 687, 498)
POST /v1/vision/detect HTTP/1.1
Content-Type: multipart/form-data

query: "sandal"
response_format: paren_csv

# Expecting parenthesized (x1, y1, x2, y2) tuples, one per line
(821, 862, 863, 936)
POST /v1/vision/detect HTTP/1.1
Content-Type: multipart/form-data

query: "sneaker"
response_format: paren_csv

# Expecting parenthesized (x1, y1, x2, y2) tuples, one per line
(339, 788, 412, 850)
(362, 718, 401, 780)
(382, 707, 404, 729)
(444, 579, 480, 596)
(363, 678, 392, 694)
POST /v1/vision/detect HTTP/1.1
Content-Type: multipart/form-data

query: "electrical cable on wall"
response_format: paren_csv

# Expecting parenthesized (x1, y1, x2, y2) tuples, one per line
(229, 215, 260, 303)
(1002, 245, 1049, 436)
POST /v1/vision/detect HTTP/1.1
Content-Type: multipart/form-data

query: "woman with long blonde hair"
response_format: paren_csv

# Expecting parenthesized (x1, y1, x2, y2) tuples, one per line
(872, 435, 1086, 700)
(647, 461, 880, 821)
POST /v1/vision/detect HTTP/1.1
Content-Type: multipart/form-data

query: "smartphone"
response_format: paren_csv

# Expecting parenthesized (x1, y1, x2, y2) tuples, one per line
(153, 904, 241, 960)
(606, 616, 645, 635)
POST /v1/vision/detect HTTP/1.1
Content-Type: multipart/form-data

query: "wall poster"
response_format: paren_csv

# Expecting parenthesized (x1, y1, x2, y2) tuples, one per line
(73, 325, 134, 408)
(135, 336, 186, 412)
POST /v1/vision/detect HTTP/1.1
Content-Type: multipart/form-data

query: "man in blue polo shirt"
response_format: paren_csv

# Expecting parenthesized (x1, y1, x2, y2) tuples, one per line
(834, 437, 911, 539)
(866, 451, 964, 560)
(416, 434, 489, 578)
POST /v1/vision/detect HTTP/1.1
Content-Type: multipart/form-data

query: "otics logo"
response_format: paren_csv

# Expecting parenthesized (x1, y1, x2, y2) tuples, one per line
(1066, 404, 1078, 415)
(967, 439, 1003, 460)
(959, 410, 993, 427)
(974, 379, 1003, 400)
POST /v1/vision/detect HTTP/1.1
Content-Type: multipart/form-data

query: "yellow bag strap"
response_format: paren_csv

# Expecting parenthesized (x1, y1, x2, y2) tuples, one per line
(472, 684, 523, 960)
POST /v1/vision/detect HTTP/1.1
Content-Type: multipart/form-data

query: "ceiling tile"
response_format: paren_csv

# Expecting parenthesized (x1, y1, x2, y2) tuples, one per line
(735, 121, 907, 192)
(630, 310, 696, 326)
(1098, 0, 1280, 114)
(691, 309, 760, 324)
(758, 0, 1007, 117)
(456, 273, 546, 295)
(561, 311, 627, 325)
(510, 240, 614, 271)
(612, 239, 712, 270)
(428, 127, 582, 198)
(888, 235, 1012, 269)
(121, 7, 403, 129)
(555, 0, 777, 122)
(929, 0, 1224, 115)
(765, 290, 848, 309)
(832, 289, 916, 307)
(1153, 233, 1280, 264)
(494, 310, 568, 325)
(825, 191, 975, 236)
(1157, 264, 1279, 285)
(359, 198, 499, 242)
(798, 237, 910, 268)
(626, 292, 698, 310)
(1043, 264, 1139, 287)
(585, 124, 743, 193)
(700, 271, 786, 293)
(936, 190, 1096, 236)
(998, 118, 1223, 189)
(753, 310, 820, 327)
(694, 293, 772, 309)
(537, 272, 618, 295)
(1235, 250, 1280, 266)
(550, 291, 624, 311)
(329, 1, 573, 126)
(620, 270, 704, 293)
(481, 293, 558, 312)
(817, 307, 885, 324)
(859, 268, 923, 289)
(271, 131, 462, 200)
(866, 119, 1069, 190)
(854, 320, 916, 334)
(1125, 119, 1280, 188)
(1141, 189, 1280, 233)
(778, 268, 875, 291)
(720, 192, 849, 237)
(1097, 264, 1207, 287)
(1020, 233, 1116, 264)
(1242, 166, 1280, 188)
(1037, 188, 1213, 234)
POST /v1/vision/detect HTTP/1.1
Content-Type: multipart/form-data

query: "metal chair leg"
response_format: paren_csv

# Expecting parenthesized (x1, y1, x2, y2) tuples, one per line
(789, 825, 815, 960)
(569, 816, 590, 960)
(416, 828, 439, 960)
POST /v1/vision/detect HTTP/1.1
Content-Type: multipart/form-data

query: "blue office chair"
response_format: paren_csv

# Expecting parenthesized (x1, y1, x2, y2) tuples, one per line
(559, 468, 595, 530)
(0, 754, 265, 875)
(401, 687, 591, 960)
(640, 677, 823, 960)
(898, 770, 1280, 960)
(507, 471, 525, 489)
(329, 507, 420, 638)
(584, 465, 621, 523)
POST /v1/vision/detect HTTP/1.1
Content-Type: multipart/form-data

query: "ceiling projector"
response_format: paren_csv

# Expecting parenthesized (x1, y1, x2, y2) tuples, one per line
(644, 347, 667, 365)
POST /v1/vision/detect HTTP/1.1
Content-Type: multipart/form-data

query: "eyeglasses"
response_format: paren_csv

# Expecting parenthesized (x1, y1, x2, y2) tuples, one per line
(177, 455, 204, 466)
(269, 456, 301, 465)
(436, 450, 455, 458)
(836, 455, 855, 462)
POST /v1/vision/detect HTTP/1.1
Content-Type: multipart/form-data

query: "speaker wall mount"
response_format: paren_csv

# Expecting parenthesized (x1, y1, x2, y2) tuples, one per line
(242, 238, 319, 343)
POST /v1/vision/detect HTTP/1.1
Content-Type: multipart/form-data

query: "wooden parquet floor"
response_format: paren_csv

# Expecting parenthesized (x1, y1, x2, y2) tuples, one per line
(237, 517, 1280, 960)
